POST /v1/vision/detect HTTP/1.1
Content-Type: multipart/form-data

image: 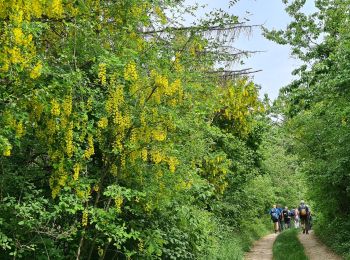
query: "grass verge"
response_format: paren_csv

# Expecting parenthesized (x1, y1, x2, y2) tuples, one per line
(204, 217, 271, 260)
(273, 229, 308, 260)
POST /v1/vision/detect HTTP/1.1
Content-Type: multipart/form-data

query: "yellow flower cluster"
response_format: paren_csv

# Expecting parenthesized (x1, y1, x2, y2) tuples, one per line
(140, 112, 146, 127)
(130, 128, 138, 143)
(154, 73, 169, 90)
(62, 95, 72, 117)
(73, 163, 81, 181)
(82, 209, 88, 226)
(124, 61, 138, 81)
(29, 61, 43, 79)
(141, 148, 148, 161)
(86, 97, 93, 111)
(65, 122, 74, 158)
(120, 154, 126, 168)
(47, 119, 56, 135)
(105, 87, 124, 114)
(31, 0, 43, 18)
(8, 47, 24, 65)
(167, 156, 179, 173)
(10, 7, 23, 24)
(0, 60, 9, 72)
(129, 151, 139, 162)
(15, 121, 24, 138)
(97, 117, 108, 129)
(51, 186, 60, 199)
(50, 99, 60, 116)
(151, 150, 163, 164)
(50, 0, 64, 18)
(114, 195, 123, 213)
(115, 111, 131, 129)
(13, 27, 24, 44)
(84, 134, 94, 159)
(98, 63, 107, 86)
(49, 161, 69, 198)
(112, 138, 123, 153)
(174, 53, 183, 72)
(152, 128, 166, 141)
(2, 142, 12, 157)
(57, 172, 68, 187)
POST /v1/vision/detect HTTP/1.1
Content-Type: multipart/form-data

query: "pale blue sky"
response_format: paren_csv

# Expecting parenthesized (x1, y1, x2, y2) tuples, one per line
(184, 0, 316, 100)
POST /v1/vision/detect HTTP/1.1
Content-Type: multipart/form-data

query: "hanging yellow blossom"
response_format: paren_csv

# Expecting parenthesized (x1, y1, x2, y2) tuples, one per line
(97, 117, 108, 129)
(50, 0, 64, 18)
(84, 134, 94, 159)
(13, 27, 24, 45)
(151, 150, 163, 164)
(124, 61, 138, 81)
(31, 1, 43, 18)
(141, 148, 148, 161)
(15, 121, 24, 138)
(114, 195, 123, 213)
(98, 63, 107, 86)
(62, 95, 72, 116)
(152, 128, 166, 141)
(73, 163, 81, 181)
(8, 47, 22, 64)
(65, 122, 74, 158)
(50, 99, 60, 116)
(82, 209, 88, 226)
(167, 156, 179, 173)
(3, 143, 12, 157)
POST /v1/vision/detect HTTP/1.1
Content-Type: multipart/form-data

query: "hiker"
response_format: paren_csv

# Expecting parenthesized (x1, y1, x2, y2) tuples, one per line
(282, 206, 291, 229)
(298, 200, 310, 234)
(276, 204, 283, 231)
(293, 207, 300, 228)
(269, 204, 280, 233)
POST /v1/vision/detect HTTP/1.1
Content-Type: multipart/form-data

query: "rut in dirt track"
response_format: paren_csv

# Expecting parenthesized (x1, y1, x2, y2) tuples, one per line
(298, 230, 343, 260)
(244, 233, 277, 260)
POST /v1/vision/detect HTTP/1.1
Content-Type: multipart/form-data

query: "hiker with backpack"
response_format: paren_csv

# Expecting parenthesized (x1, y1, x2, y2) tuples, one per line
(298, 200, 310, 234)
(269, 204, 280, 233)
(276, 204, 283, 232)
(282, 206, 291, 229)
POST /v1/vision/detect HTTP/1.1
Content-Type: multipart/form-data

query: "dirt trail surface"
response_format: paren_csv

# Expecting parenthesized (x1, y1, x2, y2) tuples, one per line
(245, 233, 277, 260)
(298, 230, 343, 260)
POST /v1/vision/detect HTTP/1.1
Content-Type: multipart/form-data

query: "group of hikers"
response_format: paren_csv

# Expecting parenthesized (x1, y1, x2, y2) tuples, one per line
(269, 200, 312, 234)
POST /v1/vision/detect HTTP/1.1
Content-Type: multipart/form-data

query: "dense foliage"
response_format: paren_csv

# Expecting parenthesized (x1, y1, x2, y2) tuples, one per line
(265, 0, 350, 257)
(0, 1, 298, 259)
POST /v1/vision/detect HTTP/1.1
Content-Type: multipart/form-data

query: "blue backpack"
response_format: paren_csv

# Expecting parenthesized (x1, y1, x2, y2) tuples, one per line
(289, 209, 295, 217)
(270, 208, 279, 221)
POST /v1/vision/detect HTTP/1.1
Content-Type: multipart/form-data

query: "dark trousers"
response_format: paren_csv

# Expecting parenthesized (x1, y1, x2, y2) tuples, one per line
(300, 217, 309, 233)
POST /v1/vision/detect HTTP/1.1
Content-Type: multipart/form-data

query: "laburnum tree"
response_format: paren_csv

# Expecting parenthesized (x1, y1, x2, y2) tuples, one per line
(0, 1, 266, 259)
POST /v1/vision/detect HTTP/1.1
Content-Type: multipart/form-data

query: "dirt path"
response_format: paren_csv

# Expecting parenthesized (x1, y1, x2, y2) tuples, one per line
(245, 233, 277, 260)
(298, 230, 343, 260)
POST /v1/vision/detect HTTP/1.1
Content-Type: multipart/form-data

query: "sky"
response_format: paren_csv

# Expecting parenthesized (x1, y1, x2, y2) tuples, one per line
(184, 0, 316, 100)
